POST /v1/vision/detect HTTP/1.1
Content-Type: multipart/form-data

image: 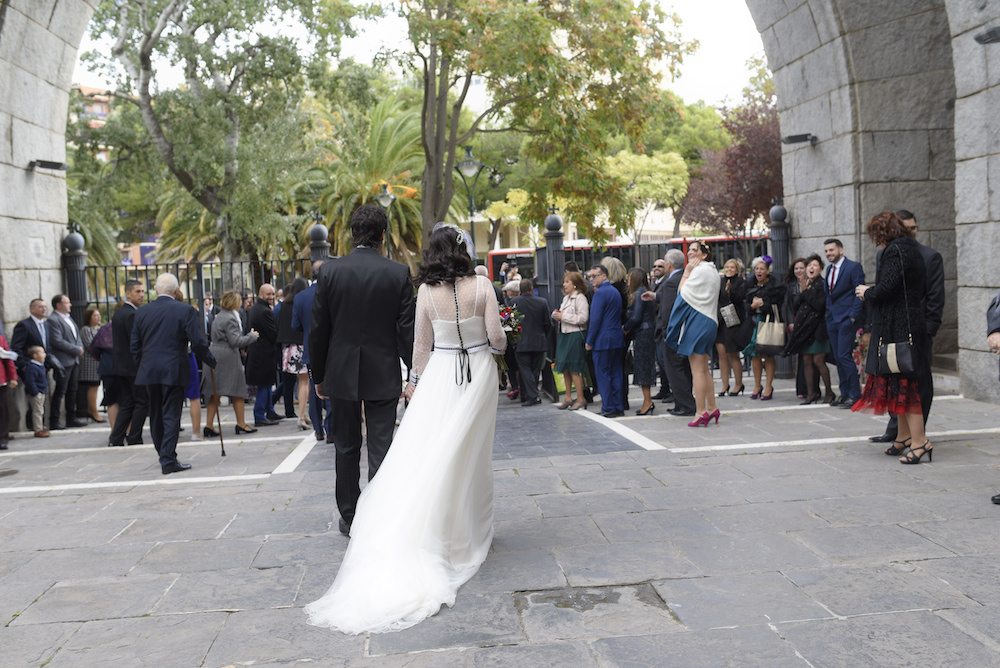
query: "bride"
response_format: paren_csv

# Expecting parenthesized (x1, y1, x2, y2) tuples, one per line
(304, 224, 508, 634)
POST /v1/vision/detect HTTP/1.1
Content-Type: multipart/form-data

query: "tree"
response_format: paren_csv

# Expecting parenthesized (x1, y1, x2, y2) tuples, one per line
(318, 97, 425, 270)
(605, 150, 689, 240)
(397, 0, 696, 246)
(679, 58, 781, 237)
(84, 0, 354, 265)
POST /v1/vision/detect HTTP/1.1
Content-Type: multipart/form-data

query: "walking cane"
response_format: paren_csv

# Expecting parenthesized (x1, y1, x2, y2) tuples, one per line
(209, 367, 226, 457)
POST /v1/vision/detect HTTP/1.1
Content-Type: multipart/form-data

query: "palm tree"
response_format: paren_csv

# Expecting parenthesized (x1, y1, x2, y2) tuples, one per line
(315, 97, 425, 270)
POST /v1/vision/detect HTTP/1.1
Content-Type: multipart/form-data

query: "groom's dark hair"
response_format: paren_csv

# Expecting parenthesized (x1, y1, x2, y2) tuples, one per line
(351, 205, 387, 249)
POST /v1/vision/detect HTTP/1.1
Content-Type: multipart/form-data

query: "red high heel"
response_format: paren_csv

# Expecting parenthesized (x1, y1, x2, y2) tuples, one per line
(707, 408, 721, 424)
(688, 412, 710, 427)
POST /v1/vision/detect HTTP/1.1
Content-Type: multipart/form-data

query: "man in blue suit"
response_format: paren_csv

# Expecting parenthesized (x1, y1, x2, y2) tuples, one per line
(292, 260, 333, 442)
(585, 264, 626, 418)
(824, 238, 865, 407)
(131, 273, 216, 474)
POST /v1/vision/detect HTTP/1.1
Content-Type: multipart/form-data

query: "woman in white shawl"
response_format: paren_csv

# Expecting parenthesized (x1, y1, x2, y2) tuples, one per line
(664, 241, 722, 427)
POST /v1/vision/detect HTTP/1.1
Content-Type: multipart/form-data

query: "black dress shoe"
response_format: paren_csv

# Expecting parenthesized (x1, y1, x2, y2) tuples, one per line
(651, 390, 667, 400)
(339, 518, 351, 536)
(839, 397, 859, 409)
(66, 420, 86, 428)
(254, 419, 279, 427)
(992, 494, 1000, 505)
(266, 412, 283, 421)
(51, 425, 66, 430)
(520, 397, 542, 406)
(0, 443, 7, 450)
(126, 438, 143, 445)
(326, 435, 335, 443)
(600, 410, 625, 418)
(108, 442, 125, 447)
(660, 393, 674, 404)
(869, 433, 897, 443)
(668, 407, 696, 416)
(161, 462, 192, 475)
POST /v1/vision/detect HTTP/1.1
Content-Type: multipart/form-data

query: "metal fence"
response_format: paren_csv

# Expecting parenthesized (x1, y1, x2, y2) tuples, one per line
(75, 258, 314, 325)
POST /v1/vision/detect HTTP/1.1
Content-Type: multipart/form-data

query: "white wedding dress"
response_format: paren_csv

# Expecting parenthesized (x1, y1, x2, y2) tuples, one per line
(304, 275, 507, 634)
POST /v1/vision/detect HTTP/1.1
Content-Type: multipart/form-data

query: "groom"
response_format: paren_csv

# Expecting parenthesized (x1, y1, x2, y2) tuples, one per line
(311, 205, 415, 536)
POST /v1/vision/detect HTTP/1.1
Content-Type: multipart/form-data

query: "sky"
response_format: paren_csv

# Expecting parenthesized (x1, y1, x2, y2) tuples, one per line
(72, 0, 763, 108)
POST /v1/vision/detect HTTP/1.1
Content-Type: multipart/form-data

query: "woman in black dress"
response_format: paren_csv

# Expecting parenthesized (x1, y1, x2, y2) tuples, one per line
(743, 257, 786, 400)
(623, 267, 657, 415)
(785, 254, 834, 404)
(715, 258, 746, 396)
(853, 212, 930, 463)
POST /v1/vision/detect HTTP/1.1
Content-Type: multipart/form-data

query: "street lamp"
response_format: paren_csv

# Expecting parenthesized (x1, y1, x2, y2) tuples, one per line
(454, 145, 485, 255)
(375, 184, 397, 260)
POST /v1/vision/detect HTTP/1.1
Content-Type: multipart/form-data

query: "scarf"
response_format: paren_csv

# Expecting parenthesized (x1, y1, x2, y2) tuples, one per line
(680, 262, 720, 323)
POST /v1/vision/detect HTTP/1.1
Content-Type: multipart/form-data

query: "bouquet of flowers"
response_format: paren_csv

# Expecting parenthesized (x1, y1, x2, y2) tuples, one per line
(494, 304, 523, 371)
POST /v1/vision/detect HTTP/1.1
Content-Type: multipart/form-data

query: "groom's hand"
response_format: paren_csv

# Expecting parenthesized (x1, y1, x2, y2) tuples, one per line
(403, 382, 415, 400)
(315, 382, 328, 401)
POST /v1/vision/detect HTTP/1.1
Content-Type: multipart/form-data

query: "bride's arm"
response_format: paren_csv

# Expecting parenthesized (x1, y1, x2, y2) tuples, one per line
(410, 285, 434, 385)
(482, 277, 507, 353)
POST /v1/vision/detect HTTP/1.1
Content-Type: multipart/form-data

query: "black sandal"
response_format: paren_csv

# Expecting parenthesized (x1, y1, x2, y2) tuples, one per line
(901, 441, 932, 464)
(884, 437, 910, 457)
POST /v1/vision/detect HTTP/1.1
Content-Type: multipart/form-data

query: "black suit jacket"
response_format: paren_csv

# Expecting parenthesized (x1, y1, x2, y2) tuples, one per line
(310, 248, 415, 401)
(10, 317, 51, 375)
(245, 298, 279, 386)
(131, 296, 215, 387)
(510, 294, 551, 353)
(654, 270, 682, 335)
(112, 302, 140, 377)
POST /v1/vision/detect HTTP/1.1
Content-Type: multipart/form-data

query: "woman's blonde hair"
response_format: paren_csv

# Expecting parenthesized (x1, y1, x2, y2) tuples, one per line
(724, 258, 744, 274)
(750, 256, 770, 271)
(219, 290, 243, 311)
(601, 256, 627, 283)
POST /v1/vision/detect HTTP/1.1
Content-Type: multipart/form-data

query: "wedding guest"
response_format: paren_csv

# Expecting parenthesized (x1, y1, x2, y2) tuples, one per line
(553, 271, 589, 411)
(715, 258, 746, 396)
(602, 256, 631, 411)
(79, 308, 104, 422)
(784, 257, 814, 399)
(277, 278, 310, 427)
(665, 241, 721, 427)
(785, 254, 834, 404)
(203, 290, 260, 436)
(853, 212, 931, 464)
(987, 288, 1000, 503)
(586, 264, 625, 418)
(23, 346, 49, 438)
(743, 256, 787, 400)
(623, 267, 656, 415)
(0, 334, 18, 449)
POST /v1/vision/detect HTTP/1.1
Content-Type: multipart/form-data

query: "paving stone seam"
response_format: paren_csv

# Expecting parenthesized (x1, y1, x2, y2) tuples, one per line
(935, 609, 1000, 654)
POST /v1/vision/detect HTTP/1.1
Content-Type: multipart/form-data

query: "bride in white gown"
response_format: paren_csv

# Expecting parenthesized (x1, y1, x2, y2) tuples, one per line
(304, 225, 508, 634)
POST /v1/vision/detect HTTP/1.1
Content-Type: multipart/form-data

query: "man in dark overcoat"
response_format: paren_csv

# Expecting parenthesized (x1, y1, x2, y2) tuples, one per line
(109, 280, 149, 446)
(246, 284, 280, 426)
(310, 205, 415, 536)
(511, 278, 552, 407)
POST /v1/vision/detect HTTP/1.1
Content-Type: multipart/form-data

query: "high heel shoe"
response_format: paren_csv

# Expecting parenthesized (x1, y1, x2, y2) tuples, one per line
(88, 413, 105, 423)
(749, 387, 762, 399)
(900, 441, 932, 464)
(297, 419, 309, 431)
(728, 385, 745, 396)
(800, 394, 817, 405)
(884, 437, 911, 457)
(557, 399, 573, 410)
(706, 408, 721, 424)
(823, 390, 836, 404)
(636, 404, 655, 416)
(235, 424, 258, 435)
(569, 400, 587, 411)
(717, 386, 730, 397)
(760, 390, 773, 401)
(203, 426, 220, 438)
(688, 412, 710, 427)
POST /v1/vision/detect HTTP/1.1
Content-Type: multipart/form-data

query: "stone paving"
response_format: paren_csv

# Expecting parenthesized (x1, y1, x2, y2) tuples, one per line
(1, 373, 999, 667)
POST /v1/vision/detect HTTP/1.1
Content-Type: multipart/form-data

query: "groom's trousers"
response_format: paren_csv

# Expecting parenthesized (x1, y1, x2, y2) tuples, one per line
(330, 396, 398, 525)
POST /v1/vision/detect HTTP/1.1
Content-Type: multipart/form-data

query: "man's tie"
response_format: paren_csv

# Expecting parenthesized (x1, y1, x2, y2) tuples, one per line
(38, 321, 47, 348)
(828, 265, 836, 292)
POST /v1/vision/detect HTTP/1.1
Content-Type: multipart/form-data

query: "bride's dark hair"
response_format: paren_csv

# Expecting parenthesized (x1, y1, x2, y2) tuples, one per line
(417, 225, 476, 285)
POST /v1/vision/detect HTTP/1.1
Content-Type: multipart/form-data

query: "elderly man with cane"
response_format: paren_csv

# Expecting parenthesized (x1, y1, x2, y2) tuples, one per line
(131, 273, 216, 474)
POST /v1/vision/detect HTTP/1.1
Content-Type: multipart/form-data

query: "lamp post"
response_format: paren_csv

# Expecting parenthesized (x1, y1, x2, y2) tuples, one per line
(375, 184, 397, 260)
(308, 209, 330, 262)
(454, 145, 485, 257)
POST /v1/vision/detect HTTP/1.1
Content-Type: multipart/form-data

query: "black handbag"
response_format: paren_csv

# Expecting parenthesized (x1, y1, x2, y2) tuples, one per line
(874, 247, 916, 375)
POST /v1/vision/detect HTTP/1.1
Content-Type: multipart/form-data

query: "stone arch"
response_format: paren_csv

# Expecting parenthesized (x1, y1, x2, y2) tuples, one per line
(748, 0, 1000, 401)
(0, 0, 97, 329)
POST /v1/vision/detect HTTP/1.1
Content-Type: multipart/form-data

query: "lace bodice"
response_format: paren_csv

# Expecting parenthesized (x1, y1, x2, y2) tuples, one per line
(412, 275, 507, 377)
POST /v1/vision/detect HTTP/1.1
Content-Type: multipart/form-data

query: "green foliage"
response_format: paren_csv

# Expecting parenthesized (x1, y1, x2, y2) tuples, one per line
(318, 96, 425, 269)
(84, 0, 356, 264)
(402, 0, 697, 243)
(605, 150, 689, 238)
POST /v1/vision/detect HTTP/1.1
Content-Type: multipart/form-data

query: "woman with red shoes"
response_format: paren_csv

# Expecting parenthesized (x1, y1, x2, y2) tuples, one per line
(664, 241, 721, 427)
